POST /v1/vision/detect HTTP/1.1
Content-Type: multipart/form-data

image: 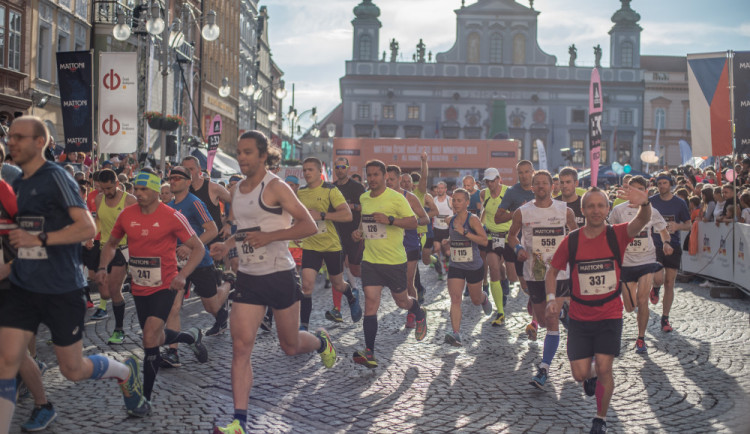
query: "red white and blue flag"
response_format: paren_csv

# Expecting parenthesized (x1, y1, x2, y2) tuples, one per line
(687, 52, 732, 157)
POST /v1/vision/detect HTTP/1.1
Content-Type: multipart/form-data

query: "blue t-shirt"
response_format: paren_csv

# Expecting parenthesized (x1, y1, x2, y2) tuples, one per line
(498, 183, 534, 213)
(11, 162, 86, 294)
(468, 189, 482, 216)
(650, 194, 690, 248)
(168, 192, 214, 267)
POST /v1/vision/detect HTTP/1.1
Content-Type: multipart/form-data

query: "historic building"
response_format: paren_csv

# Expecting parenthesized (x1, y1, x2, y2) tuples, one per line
(340, 0, 649, 171)
(0, 0, 32, 125)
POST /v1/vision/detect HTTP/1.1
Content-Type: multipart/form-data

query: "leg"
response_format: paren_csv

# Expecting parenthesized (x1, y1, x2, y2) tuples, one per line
(593, 354, 615, 418)
(299, 267, 318, 330)
(569, 357, 595, 382)
(662, 268, 677, 317)
(165, 289, 185, 351)
(274, 302, 325, 356)
(446, 278, 464, 333)
(635, 274, 653, 338)
(405, 260, 418, 299)
(141, 316, 167, 401)
(0, 328, 33, 433)
(18, 353, 47, 406)
(228, 303, 265, 420)
(621, 281, 637, 313)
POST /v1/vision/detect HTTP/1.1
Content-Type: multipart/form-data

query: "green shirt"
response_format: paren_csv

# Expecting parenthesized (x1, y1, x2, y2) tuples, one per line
(360, 188, 415, 265)
(483, 185, 511, 234)
(297, 182, 347, 252)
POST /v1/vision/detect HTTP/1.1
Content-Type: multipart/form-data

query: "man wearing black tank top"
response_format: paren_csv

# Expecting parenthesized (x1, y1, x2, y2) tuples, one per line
(181, 156, 232, 243)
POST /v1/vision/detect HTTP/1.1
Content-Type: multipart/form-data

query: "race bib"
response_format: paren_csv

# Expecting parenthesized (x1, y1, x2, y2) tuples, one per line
(129, 257, 162, 287)
(17, 217, 47, 260)
(450, 240, 473, 262)
(627, 230, 649, 254)
(362, 215, 386, 240)
(531, 227, 565, 255)
(315, 220, 327, 234)
(236, 227, 268, 265)
(657, 215, 676, 233)
(577, 259, 617, 296)
(490, 231, 506, 250)
(435, 215, 448, 227)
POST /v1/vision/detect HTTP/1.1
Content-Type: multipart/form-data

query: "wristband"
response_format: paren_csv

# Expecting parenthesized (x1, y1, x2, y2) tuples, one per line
(227, 247, 238, 260)
(546, 293, 556, 302)
(515, 244, 525, 255)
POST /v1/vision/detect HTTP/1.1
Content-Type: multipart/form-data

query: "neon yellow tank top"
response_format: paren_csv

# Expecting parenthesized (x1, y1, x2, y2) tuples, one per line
(98, 192, 128, 247)
(413, 189, 427, 234)
(482, 185, 511, 234)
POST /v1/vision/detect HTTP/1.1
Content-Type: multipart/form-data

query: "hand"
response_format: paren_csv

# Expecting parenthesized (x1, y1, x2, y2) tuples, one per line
(309, 209, 323, 220)
(517, 248, 528, 262)
(9, 229, 42, 249)
(352, 230, 363, 242)
(244, 230, 273, 248)
(219, 225, 233, 239)
(209, 242, 228, 259)
(95, 269, 107, 287)
(372, 212, 389, 224)
(176, 245, 191, 260)
(170, 274, 187, 291)
(84, 239, 94, 249)
(546, 299, 561, 316)
(617, 187, 648, 208)
(421, 151, 428, 162)
(0, 263, 11, 281)
(663, 244, 674, 255)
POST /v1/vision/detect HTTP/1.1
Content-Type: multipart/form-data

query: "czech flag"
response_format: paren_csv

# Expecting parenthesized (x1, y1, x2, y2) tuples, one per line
(687, 52, 732, 157)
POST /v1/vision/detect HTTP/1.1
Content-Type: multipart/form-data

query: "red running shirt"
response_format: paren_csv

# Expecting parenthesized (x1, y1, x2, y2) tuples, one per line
(0, 180, 18, 234)
(111, 202, 195, 296)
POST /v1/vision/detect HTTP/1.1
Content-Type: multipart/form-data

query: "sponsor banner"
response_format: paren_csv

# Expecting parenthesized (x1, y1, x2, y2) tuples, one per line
(687, 52, 732, 157)
(99, 52, 138, 154)
(535, 139, 547, 171)
(207, 115, 222, 173)
(56, 51, 93, 153)
(682, 222, 735, 286)
(734, 223, 750, 291)
(733, 51, 750, 154)
(588, 68, 603, 187)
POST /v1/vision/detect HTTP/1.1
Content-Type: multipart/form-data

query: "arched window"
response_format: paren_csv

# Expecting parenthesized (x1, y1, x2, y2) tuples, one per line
(489, 33, 502, 63)
(621, 41, 633, 67)
(513, 34, 526, 64)
(655, 108, 666, 129)
(467, 33, 480, 63)
(359, 34, 371, 61)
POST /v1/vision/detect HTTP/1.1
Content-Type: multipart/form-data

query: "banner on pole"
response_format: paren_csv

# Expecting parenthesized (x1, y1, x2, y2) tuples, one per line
(56, 51, 94, 153)
(733, 51, 750, 154)
(589, 68, 603, 187)
(734, 223, 750, 290)
(687, 52, 732, 157)
(98, 52, 138, 154)
(207, 115, 222, 173)
(535, 139, 547, 171)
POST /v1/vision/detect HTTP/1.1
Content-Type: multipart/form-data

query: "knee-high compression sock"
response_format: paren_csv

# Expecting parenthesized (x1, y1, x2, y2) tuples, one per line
(408, 299, 425, 320)
(300, 293, 312, 329)
(143, 347, 160, 401)
(540, 331, 560, 369)
(98, 298, 107, 311)
(332, 288, 343, 310)
(363, 315, 378, 351)
(595, 378, 605, 414)
(0, 378, 17, 434)
(112, 301, 125, 330)
(87, 354, 129, 381)
(163, 329, 196, 345)
(490, 281, 504, 315)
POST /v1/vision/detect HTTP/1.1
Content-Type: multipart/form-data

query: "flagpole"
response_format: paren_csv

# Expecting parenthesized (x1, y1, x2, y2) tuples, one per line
(729, 50, 738, 220)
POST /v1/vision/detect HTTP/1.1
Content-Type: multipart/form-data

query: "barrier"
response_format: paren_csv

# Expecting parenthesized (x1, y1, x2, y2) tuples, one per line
(734, 223, 750, 289)
(681, 221, 749, 293)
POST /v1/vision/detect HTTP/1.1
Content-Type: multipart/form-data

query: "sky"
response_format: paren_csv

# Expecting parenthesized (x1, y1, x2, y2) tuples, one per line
(266, 0, 750, 122)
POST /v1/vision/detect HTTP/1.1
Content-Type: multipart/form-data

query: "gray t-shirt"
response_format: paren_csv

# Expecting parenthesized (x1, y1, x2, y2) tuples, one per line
(498, 182, 534, 213)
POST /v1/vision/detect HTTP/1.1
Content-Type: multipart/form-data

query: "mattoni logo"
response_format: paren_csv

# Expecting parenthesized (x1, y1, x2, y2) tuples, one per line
(63, 99, 88, 109)
(102, 115, 121, 136)
(59, 62, 85, 72)
(103, 69, 121, 90)
(66, 137, 88, 146)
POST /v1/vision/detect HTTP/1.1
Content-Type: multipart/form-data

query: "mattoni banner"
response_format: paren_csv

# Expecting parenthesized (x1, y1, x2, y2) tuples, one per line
(56, 51, 93, 153)
(99, 52, 138, 154)
(734, 223, 750, 290)
(588, 68, 603, 187)
(733, 51, 750, 154)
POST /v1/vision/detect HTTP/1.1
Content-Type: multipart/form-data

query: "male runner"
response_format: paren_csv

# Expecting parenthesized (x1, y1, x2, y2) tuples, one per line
(556, 167, 586, 326)
(0, 117, 145, 430)
(92, 169, 136, 345)
(98, 169, 209, 414)
(432, 181, 454, 273)
(412, 152, 441, 281)
(210, 131, 336, 434)
(546, 186, 650, 434)
(297, 157, 362, 329)
(609, 176, 671, 354)
(182, 155, 232, 240)
(463, 175, 482, 216)
(479, 168, 511, 326)
(385, 165, 430, 328)
(400, 172, 431, 302)
(351, 160, 426, 368)
(508, 170, 577, 388)
(649, 172, 690, 332)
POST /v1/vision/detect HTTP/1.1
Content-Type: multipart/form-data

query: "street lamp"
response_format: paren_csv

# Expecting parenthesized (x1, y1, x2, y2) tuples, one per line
(218, 77, 231, 98)
(146, 1, 165, 35)
(201, 10, 220, 42)
(326, 123, 336, 138)
(113, 9, 131, 41)
(241, 76, 255, 97)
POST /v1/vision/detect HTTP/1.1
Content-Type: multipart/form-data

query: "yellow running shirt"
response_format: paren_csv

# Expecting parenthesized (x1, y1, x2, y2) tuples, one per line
(413, 189, 427, 234)
(360, 188, 415, 265)
(297, 181, 348, 252)
(98, 192, 128, 247)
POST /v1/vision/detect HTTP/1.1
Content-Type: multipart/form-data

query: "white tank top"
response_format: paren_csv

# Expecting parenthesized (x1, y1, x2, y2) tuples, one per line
(232, 171, 295, 276)
(520, 199, 569, 281)
(433, 195, 453, 229)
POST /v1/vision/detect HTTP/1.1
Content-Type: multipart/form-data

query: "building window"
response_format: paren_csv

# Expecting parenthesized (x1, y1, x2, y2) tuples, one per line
(686, 109, 691, 131)
(621, 41, 633, 67)
(467, 32, 480, 63)
(513, 34, 525, 64)
(59, 0, 72, 9)
(619, 110, 633, 126)
(8, 10, 21, 71)
(74, 23, 86, 51)
(75, 0, 88, 20)
(572, 109, 586, 123)
(357, 104, 370, 119)
(489, 33, 502, 63)
(617, 141, 631, 163)
(382, 105, 394, 120)
(515, 138, 524, 160)
(532, 141, 544, 163)
(407, 105, 420, 120)
(599, 140, 608, 164)
(654, 108, 665, 129)
(58, 31, 69, 53)
(571, 139, 584, 164)
(359, 34, 371, 61)
(0, 7, 5, 68)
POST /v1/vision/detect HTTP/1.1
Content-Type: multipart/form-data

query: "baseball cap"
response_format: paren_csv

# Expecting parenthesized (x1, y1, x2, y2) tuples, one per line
(483, 168, 500, 181)
(101, 160, 112, 167)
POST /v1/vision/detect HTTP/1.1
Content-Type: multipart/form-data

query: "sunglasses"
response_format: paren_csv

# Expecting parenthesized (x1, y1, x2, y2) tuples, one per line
(335, 165, 349, 169)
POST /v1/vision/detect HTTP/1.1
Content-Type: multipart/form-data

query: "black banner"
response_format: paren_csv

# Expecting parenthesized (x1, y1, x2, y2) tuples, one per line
(733, 51, 750, 154)
(56, 51, 93, 153)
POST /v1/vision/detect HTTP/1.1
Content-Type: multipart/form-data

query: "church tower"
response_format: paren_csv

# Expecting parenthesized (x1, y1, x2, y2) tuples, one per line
(609, 0, 642, 68)
(351, 0, 381, 61)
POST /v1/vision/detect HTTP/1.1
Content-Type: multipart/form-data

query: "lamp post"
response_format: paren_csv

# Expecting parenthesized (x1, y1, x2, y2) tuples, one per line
(285, 83, 319, 161)
(245, 78, 287, 133)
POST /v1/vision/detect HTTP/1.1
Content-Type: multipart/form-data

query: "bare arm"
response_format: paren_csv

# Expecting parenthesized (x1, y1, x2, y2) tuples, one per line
(310, 202, 352, 223)
(507, 209, 523, 251)
(424, 194, 439, 218)
(407, 192, 430, 226)
(209, 181, 232, 205)
(565, 208, 578, 232)
(545, 266, 562, 315)
(467, 215, 488, 246)
(494, 207, 512, 224)
(417, 151, 428, 194)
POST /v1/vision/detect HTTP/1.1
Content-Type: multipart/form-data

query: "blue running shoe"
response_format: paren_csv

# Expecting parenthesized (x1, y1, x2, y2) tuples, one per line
(120, 356, 144, 413)
(21, 403, 56, 432)
(531, 367, 548, 389)
(348, 288, 363, 323)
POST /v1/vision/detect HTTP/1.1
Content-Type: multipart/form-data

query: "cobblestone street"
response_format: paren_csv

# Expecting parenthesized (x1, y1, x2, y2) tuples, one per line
(10, 265, 750, 433)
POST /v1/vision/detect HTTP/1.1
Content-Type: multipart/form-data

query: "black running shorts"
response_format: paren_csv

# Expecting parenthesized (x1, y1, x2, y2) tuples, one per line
(361, 261, 407, 293)
(527, 280, 570, 304)
(655, 244, 682, 270)
(232, 269, 303, 310)
(133, 289, 176, 329)
(186, 265, 218, 298)
(447, 265, 485, 284)
(567, 318, 623, 361)
(301, 250, 344, 276)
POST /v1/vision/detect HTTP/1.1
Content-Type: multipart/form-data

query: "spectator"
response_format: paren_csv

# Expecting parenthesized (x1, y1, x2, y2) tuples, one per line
(674, 188, 689, 204)
(701, 189, 716, 222)
(739, 192, 750, 224)
(719, 184, 735, 217)
(688, 196, 702, 222)
(712, 187, 725, 222)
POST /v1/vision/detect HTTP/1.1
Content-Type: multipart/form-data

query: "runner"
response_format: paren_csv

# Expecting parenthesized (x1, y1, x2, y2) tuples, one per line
(297, 157, 362, 330)
(210, 131, 336, 434)
(400, 171, 431, 302)
(508, 170, 577, 388)
(546, 186, 651, 434)
(412, 153, 442, 281)
(385, 165, 430, 329)
(351, 160, 426, 368)
(182, 155, 232, 241)
(557, 167, 587, 327)
(444, 188, 492, 346)
(98, 168, 210, 415)
(432, 181, 454, 274)
(463, 175, 482, 217)
(608, 176, 671, 354)
(479, 168, 511, 326)
(0, 117, 145, 429)
(649, 172, 691, 332)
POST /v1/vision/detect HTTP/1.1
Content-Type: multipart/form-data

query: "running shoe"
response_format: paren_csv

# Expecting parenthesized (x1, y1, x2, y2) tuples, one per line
(187, 327, 209, 363)
(128, 398, 151, 418)
(525, 323, 538, 341)
(325, 307, 343, 323)
(491, 312, 505, 327)
(21, 403, 57, 432)
(531, 367, 548, 389)
(481, 294, 492, 316)
(107, 330, 125, 345)
(160, 348, 181, 368)
(352, 349, 378, 369)
(120, 356, 144, 413)
(415, 308, 428, 341)
(324, 279, 331, 288)
(348, 288, 363, 323)
(90, 308, 108, 320)
(560, 302, 570, 331)
(213, 419, 246, 434)
(583, 376, 598, 397)
(482, 283, 490, 295)
(35, 358, 47, 376)
(316, 329, 337, 368)
(444, 331, 462, 347)
(405, 312, 416, 329)
(661, 319, 673, 333)
(635, 338, 648, 354)
(86, 300, 95, 309)
(590, 417, 607, 434)
(650, 287, 660, 305)
(205, 321, 228, 337)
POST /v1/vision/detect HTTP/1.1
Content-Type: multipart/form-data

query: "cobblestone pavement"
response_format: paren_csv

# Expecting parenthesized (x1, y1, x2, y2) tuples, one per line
(10, 264, 750, 433)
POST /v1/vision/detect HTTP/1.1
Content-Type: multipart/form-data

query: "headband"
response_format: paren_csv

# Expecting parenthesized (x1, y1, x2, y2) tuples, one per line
(656, 175, 672, 183)
(134, 172, 162, 193)
(169, 168, 192, 180)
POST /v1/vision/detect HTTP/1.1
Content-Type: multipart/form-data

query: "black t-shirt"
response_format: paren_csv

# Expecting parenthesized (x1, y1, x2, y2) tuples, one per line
(565, 195, 585, 228)
(334, 178, 366, 233)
